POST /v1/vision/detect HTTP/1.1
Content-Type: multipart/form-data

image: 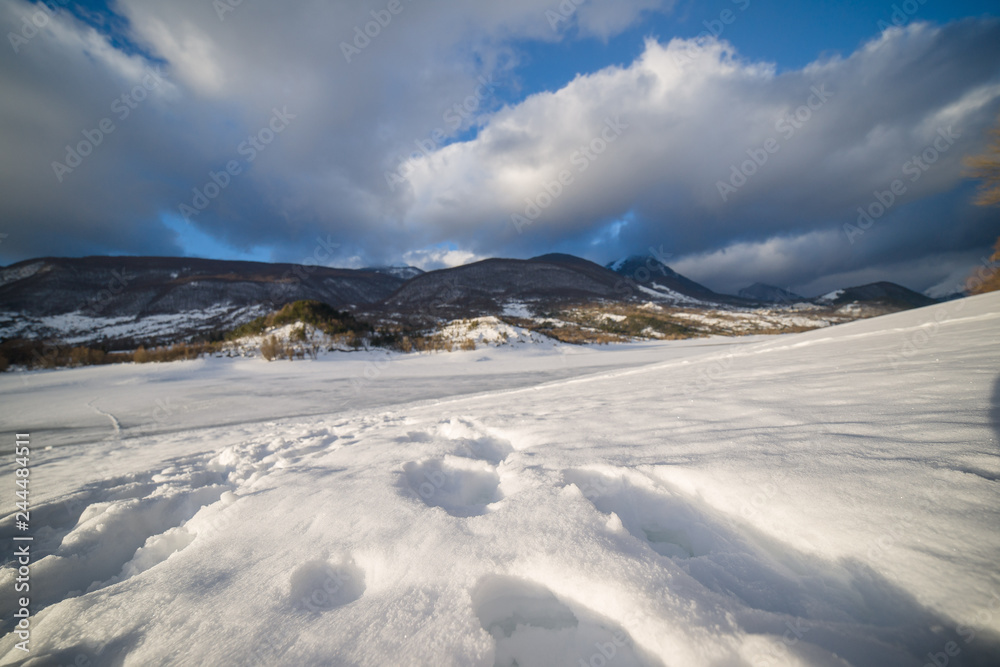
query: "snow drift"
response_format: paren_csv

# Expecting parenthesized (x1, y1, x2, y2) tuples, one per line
(1, 293, 998, 666)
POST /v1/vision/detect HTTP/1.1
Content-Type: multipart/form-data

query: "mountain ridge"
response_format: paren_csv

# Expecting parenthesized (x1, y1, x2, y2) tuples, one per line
(0, 253, 941, 348)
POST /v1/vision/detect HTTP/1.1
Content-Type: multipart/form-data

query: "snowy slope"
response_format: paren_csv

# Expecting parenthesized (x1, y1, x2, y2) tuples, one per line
(0, 305, 269, 347)
(1, 293, 998, 666)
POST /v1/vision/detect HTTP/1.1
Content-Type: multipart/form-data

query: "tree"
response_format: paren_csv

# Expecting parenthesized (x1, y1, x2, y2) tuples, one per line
(966, 238, 1000, 295)
(964, 114, 1000, 206)
(260, 335, 281, 361)
(963, 114, 1000, 294)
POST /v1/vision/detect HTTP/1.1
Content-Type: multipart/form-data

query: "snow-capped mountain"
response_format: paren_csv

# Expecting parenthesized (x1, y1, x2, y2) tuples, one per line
(604, 255, 727, 303)
(0, 254, 942, 349)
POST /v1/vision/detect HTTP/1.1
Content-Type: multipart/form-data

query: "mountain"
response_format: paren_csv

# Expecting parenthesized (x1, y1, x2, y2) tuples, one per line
(738, 283, 804, 303)
(377, 255, 630, 321)
(0, 256, 406, 346)
(0, 256, 404, 317)
(816, 281, 937, 310)
(604, 255, 736, 304)
(364, 265, 424, 280)
(0, 254, 944, 348)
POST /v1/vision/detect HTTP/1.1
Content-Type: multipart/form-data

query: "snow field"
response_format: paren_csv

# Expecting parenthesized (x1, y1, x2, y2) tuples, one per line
(0, 293, 998, 665)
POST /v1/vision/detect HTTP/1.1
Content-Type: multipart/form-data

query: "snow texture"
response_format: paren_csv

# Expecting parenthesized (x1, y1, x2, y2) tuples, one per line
(1, 293, 999, 666)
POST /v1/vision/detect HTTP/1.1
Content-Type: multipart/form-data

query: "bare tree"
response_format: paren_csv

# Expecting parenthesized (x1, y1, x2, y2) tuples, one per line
(963, 115, 1000, 294)
(964, 114, 1000, 206)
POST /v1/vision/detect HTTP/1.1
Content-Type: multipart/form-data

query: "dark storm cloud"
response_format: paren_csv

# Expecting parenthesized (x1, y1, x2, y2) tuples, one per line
(0, 1, 997, 296)
(0, 0, 670, 264)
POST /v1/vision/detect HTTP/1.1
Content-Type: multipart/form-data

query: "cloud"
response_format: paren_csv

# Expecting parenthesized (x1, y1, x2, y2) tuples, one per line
(0, 1, 997, 296)
(402, 247, 485, 271)
(0, 0, 669, 262)
(401, 21, 1000, 292)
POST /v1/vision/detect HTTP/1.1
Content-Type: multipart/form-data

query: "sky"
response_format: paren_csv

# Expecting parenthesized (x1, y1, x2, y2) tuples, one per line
(1, 0, 998, 297)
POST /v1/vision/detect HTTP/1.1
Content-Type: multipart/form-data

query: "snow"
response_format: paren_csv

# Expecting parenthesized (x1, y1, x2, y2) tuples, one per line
(669, 307, 839, 333)
(637, 283, 705, 305)
(0, 305, 268, 346)
(0, 261, 46, 288)
(2, 293, 999, 666)
(435, 317, 555, 348)
(819, 289, 845, 302)
(609, 257, 629, 272)
(366, 265, 423, 280)
(501, 301, 533, 319)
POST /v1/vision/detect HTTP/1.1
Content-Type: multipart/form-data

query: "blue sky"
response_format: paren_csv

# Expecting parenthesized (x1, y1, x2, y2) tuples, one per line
(505, 0, 1000, 100)
(1, 0, 998, 295)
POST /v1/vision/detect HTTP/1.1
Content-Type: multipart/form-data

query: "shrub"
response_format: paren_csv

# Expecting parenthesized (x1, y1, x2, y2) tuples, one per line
(347, 332, 365, 350)
(227, 300, 375, 342)
(260, 335, 282, 361)
(70, 347, 106, 366)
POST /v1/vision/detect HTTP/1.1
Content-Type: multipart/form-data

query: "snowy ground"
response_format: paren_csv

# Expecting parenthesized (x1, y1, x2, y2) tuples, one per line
(0, 306, 268, 347)
(1, 293, 998, 666)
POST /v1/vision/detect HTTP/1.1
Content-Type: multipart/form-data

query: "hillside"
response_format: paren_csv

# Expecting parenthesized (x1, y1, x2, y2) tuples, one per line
(377, 255, 629, 322)
(0, 256, 405, 347)
(0, 254, 942, 352)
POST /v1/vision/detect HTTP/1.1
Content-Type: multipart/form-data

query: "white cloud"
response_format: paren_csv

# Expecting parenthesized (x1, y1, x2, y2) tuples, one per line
(0, 1, 997, 294)
(402, 247, 485, 271)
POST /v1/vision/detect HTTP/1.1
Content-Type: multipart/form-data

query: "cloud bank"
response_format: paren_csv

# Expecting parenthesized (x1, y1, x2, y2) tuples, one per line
(1, 0, 998, 295)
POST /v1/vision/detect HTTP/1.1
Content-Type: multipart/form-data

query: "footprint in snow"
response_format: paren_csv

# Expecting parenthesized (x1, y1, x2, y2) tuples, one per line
(563, 468, 720, 559)
(435, 417, 515, 464)
(289, 558, 365, 612)
(472, 575, 662, 667)
(402, 457, 502, 517)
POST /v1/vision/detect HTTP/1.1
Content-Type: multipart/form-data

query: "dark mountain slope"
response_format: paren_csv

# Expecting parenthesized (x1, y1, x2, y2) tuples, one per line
(738, 283, 804, 303)
(818, 281, 937, 310)
(605, 255, 746, 304)
(0, 256, 404, 318)
(379, 255, 631, 320)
